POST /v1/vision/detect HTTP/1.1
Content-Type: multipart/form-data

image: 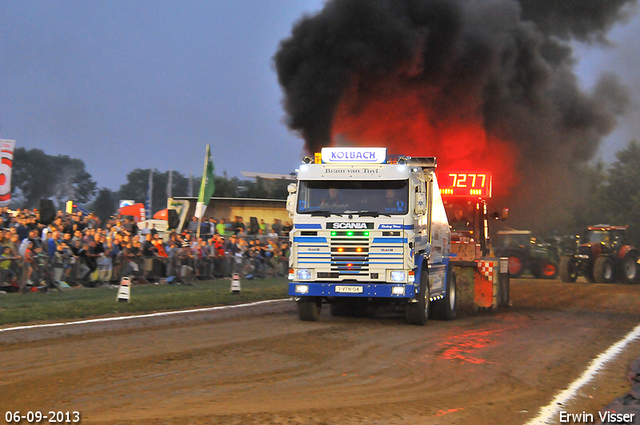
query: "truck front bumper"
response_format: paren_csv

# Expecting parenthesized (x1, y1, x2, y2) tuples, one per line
(289, 282, 417, 298)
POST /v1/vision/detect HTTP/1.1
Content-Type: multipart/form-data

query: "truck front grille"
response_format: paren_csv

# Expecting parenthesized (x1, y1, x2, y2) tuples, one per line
(331, 237, 370, 275)
(294, 233, 405, 279)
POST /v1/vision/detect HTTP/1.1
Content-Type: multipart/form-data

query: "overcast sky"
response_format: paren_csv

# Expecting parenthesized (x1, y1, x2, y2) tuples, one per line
(573, 8, 640, 163)
(1, 1, 638, 191)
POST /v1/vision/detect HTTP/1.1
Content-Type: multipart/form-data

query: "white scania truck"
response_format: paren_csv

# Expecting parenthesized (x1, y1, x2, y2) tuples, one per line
(287, 147, 456, 325)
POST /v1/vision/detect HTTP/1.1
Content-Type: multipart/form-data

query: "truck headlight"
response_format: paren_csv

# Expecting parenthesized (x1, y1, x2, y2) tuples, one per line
(295, 284, 309, 294)
(390, 271, 406, 282)
(296, 269, 312, 280)
(391, 286, 405, 295)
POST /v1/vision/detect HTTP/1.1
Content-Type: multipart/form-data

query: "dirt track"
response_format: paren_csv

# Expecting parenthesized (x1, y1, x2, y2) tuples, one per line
(2, 279, 640, 425)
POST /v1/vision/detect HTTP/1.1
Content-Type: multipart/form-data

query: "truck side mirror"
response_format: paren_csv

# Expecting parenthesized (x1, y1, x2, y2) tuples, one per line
(286, 183, 297, 217)
(286, 193, 297, 217)
(414, 193, 426, 215)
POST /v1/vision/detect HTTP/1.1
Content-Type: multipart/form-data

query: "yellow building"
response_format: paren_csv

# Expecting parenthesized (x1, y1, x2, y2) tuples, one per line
(170, 196, 289, 230)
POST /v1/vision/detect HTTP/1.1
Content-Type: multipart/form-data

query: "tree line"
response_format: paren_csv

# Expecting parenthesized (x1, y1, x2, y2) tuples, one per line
(572, 140, 640, 247)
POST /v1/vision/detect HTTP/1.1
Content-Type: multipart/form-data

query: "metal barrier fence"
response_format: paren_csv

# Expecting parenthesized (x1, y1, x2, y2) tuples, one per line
(0, 236, 290, 293)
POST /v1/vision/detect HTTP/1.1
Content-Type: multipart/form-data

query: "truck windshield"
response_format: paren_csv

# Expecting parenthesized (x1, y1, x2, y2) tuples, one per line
(297, 180, 409, 215)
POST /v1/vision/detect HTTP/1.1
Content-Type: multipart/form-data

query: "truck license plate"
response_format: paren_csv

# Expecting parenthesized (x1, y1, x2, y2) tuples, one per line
(335, 286, 363, 293)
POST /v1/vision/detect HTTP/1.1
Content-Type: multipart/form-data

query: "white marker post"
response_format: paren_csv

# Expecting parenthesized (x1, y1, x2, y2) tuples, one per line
(230, 273, 241, 293)
(117, 277, 131, 302)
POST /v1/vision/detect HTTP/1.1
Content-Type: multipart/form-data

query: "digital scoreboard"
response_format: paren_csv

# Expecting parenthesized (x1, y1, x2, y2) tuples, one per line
(438, 172, 493, 198)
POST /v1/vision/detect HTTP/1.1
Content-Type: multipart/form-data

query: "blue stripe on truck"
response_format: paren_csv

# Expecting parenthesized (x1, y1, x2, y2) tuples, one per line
(294, 223, 322, 229)
(372, 238, 407, 244)
(293, 237, 328, 243)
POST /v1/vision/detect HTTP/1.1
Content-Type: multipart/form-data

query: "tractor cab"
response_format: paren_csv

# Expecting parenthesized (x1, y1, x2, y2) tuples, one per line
(497, 230, 532, 250)
(579, 225, 627, 259)
(585, 226, 625, 248)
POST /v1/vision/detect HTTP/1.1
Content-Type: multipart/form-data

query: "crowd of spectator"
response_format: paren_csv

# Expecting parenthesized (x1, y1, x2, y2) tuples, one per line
(0, 207, 291, 293)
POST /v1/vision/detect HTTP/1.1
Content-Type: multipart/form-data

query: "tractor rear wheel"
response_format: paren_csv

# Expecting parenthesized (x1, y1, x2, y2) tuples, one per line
(504, 250, 526, 278)
(559, 256, 577, 283)
(539, 260, 558, 279)
(620, 251, 639, 283)
(594, 257, 614, 283)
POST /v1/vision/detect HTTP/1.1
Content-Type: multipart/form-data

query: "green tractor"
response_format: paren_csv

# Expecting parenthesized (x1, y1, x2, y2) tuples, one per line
(559, 225, 639, 284)
(495, 230, 559, 279)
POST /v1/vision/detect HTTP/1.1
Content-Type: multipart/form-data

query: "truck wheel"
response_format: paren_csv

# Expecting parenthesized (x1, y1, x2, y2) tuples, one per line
(432, 266, 457, 321)
(620, 251, 639, 283)
(559, 256, 578, 283)
(594, 257, 614, 283)
(504, 250, 525, 278)
(298, 297, 322, 321)
(406, 267, 430, 326)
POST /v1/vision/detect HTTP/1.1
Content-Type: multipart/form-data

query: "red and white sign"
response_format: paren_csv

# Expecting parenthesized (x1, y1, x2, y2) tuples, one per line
(0, 140, 16, 207)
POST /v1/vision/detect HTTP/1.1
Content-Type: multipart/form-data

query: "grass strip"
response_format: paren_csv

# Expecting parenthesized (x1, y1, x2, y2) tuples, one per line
(0, 277, 289, 325)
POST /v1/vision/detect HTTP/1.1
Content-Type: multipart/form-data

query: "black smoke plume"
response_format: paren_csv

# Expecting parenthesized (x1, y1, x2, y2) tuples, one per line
(274, 0, 635, 232)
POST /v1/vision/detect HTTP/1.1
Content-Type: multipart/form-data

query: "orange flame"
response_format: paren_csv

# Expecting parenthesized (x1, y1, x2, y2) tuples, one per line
(330, 74, 519, 197)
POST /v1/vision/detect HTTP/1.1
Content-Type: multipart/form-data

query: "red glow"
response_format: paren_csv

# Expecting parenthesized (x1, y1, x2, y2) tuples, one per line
(331, 75, 519, 197)
(437, 329, 504, 364)
(436, 408, 464, 416)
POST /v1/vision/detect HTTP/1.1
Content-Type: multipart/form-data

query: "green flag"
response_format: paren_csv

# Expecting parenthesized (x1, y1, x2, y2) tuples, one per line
(195, 144, 215, 219)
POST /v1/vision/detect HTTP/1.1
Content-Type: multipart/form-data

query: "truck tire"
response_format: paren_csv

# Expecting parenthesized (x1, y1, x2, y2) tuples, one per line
(620, 251, 639, 283)
(406, 266, 430, 326)
(504, 250, 526, 278)
(298, 297, 322, 321)
(594, 257, 614, 283)
(431, 265, 457, 321)
(559, 256, 578, 283)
